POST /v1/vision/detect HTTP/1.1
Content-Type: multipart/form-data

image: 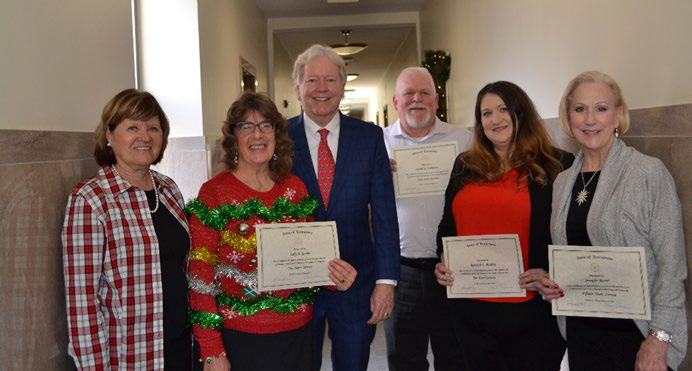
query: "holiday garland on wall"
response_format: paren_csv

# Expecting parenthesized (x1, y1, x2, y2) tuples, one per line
(421, 50, 451, 121)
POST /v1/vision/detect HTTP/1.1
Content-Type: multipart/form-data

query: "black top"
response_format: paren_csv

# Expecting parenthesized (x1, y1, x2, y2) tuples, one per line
(145, 190, 191, 368)
(436, 148, 575, 271)
(565, 171, 600, 246)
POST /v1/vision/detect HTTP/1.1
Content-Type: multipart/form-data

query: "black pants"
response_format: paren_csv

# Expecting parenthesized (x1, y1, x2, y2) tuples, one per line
(220, 323, 314, 370)
(567, 317, 672, 371)
(449, 296, 565, 371)
(384, 263, 464, 371)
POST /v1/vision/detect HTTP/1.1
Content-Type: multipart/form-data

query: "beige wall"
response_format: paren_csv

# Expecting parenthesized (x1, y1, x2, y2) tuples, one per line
(0, 0, 135, 132)
(197, 0, 269, 137)
(273, 40, 302, 119)
(420, 0, 692, 126)
(376, 28, 419, 127)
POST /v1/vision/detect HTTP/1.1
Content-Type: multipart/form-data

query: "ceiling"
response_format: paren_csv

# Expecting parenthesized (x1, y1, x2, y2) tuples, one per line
(274, 25, 415, 88)
(255, 0, 426, 18)
(256, 0, 427, 118)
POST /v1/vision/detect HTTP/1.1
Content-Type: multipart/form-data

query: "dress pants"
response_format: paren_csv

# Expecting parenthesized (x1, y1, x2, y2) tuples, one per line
(384, 262, 464, 371)
(312, 297, 376, 371)
(449, 296, 565, 371)
(567, 316, 672, 371)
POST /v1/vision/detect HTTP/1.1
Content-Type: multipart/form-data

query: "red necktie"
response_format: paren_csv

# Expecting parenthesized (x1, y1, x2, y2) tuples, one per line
(317, 129, 335, 208)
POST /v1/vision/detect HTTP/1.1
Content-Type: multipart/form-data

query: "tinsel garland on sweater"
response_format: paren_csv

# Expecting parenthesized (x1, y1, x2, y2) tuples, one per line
(185, 196, 318, 230)
(189, 287, 321, 329)
(186, 195, 320, 329)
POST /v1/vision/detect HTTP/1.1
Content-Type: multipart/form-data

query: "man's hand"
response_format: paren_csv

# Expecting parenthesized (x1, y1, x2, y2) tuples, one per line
(389, 158, 397, 173)
(367, 284, 394, 324)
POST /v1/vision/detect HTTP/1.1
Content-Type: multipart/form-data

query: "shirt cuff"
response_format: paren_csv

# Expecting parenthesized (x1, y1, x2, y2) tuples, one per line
(376, 279, 397, 287)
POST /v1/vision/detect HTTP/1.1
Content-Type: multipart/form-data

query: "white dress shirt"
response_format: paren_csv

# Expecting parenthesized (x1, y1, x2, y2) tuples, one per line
(383, 118, 472, 258)
(302, 112, 397, 286)
(302, 113, 340, 179)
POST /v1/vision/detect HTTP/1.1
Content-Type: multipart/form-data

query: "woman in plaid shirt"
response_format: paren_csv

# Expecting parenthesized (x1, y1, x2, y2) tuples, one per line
(62, 89, 192, 370)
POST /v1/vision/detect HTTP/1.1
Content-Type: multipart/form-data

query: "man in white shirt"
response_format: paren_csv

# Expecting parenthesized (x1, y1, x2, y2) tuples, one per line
(288, 44, 400, 371)
(383, 67, 472, 371)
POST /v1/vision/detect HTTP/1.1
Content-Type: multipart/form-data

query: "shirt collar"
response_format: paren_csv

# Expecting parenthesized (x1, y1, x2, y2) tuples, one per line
(303, 112, 341, 136)
(391, 117, 451, 141)
(102, 164, 170, 196)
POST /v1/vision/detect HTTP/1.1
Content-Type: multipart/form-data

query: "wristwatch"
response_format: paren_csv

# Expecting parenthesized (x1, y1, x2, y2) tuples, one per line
(648, 328, 673, 343)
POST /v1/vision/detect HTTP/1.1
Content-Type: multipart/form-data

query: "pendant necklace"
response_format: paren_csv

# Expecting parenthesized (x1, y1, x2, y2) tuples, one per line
(576, 170, 600, 206)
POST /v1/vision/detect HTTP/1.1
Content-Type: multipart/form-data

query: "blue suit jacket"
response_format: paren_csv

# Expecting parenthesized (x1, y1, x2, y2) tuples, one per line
(288, 113, 400, 321)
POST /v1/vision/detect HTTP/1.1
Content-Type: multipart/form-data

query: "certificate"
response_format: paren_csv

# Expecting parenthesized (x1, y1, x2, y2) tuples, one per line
(255, 221, 339, 291)
(442, 234, 526, 298)
(392, 141, 458, 198)
(549, 245, 650, 320)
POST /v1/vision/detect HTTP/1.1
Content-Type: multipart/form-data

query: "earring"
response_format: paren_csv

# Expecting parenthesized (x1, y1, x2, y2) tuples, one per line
(107, 142, 111, 147)
(272, 153, 278, 161)
(614, 127, 619, 138)
(233, 150, 239, 163)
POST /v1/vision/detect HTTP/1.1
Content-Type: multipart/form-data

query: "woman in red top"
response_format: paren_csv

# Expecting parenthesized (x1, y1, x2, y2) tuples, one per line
(434, 81, 573, 370)
(187, 93, 356, 371)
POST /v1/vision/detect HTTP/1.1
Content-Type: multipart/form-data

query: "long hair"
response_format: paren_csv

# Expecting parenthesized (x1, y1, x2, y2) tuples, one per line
(220, 92, 293, 183)
(458, 81, 562, 187)
(94, 89, 169, 166)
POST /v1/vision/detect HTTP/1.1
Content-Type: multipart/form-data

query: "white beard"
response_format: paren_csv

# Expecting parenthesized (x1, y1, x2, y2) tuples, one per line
(405, 108, 432, 128)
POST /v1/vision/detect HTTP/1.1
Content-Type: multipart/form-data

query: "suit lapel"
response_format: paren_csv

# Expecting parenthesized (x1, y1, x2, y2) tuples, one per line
(329, 113, 354, 212)
(291, 115, 325, 210)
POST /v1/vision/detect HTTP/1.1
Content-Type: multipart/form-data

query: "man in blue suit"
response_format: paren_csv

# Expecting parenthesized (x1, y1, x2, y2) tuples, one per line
(288, 44, 400, 371)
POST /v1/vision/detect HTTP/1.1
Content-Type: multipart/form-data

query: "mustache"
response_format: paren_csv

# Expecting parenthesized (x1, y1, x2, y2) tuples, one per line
(407, 103, 429, 110)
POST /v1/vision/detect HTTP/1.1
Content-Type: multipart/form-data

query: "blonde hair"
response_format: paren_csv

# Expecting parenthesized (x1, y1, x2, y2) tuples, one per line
(558, 70, 630, 138)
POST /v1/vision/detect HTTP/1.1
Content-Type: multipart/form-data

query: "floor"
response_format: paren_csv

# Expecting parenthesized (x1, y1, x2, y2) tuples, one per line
(320, 322, 433, 370)
(319, 322, 570, 370)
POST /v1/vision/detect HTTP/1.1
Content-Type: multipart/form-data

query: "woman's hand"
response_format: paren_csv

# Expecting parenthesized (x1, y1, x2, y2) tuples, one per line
(635, 336, 669, 371)
(434, 259, 454, 286)
(203, 354, 230, 371)
(519, 269, 563, 301)
(328, 258, 357, 291)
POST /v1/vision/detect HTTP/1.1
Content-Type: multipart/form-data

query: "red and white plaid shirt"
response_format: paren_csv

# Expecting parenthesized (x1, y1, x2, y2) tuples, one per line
(61, 165, 189, 370)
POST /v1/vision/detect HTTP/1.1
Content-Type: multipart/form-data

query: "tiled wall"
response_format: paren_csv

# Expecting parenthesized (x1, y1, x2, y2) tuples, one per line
(0, 130, 97, 370)
(1, 102, 690, 369)
(623, 105, 692, 370)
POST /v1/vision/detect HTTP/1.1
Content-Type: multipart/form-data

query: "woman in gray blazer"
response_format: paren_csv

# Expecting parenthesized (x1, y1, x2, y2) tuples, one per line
(539, 71, 687, 371)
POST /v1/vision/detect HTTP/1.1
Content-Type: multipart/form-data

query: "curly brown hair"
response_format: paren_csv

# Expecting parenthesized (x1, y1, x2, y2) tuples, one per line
(94, 89, 170, 166)
(459, 81, 562, 187)
(220, 92, 293, 182)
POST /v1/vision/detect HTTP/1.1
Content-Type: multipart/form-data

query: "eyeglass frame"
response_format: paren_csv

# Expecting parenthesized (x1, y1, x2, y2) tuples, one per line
(234, 121, 275, 135)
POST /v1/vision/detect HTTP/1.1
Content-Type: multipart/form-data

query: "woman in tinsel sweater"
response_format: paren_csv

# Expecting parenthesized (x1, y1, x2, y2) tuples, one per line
(187, 92, 357, 371)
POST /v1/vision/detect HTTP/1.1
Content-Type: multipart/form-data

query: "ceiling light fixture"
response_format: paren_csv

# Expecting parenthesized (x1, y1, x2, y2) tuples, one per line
(331, 29, 368, 56)
(346, 74, 359, 82)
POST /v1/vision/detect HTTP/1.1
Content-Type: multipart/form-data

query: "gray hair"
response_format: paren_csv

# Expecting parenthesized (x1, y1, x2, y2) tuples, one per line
(396, 67, 436, 92)
(292, 44, 347, 86)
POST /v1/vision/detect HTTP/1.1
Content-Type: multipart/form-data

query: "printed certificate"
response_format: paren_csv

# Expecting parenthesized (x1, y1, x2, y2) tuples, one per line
(549, 245, 650, 320)
(392, 141, 458, 198)
(442, 234, 526, 298)
(255, 221, 339, 291)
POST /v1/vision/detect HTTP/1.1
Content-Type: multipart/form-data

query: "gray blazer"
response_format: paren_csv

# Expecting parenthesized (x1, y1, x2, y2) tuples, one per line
(551, 138, 688, 369)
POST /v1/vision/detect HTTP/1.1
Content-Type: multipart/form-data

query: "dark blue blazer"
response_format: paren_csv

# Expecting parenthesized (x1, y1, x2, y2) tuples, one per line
(288, 113, 400, 321)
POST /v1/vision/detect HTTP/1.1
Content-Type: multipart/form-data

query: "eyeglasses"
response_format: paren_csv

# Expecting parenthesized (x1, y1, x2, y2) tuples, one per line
(235, 121, 275, 135)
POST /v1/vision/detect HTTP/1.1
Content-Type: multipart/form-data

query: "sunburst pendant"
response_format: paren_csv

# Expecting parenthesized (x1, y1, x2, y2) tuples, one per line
(576, 189, 589, 206)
